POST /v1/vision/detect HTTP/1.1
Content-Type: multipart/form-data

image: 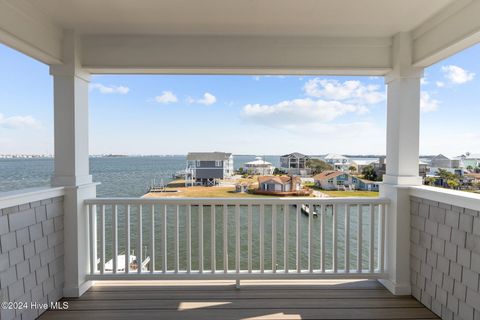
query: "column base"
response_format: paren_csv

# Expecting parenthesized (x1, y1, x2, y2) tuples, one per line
(63, 280, 93, 297)
(378, 278, 411, 295)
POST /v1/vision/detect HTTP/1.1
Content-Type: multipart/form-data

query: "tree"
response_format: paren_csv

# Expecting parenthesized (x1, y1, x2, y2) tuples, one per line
(361, 165, 378, 181)
(446, 179, 460, 189)
(237, 167, 244, 175)
(348, 165, 357, 174)
(467, 165, 474, 172)
(437, 169, 460, 189)
(436, 169, 457, 181)
(424, 177, 436, 186)
(306, 159, 333, 174)
(273, 168, 286, 175)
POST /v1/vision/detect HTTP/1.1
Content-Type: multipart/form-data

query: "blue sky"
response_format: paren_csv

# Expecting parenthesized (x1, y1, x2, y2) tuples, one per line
(0, 42, 479, 156)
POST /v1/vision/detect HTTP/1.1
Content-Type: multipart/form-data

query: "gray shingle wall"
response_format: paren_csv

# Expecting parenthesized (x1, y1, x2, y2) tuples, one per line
(411, 196, 480, 320)
(0, 197, 64, 320)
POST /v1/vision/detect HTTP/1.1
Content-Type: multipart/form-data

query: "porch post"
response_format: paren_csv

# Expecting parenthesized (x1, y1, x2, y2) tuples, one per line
(379, 32, 423, 295)
(50, 30, 96, 297)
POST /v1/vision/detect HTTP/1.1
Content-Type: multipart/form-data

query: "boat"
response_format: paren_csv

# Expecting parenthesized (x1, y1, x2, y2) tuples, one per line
(301, 204, 318, 217)
(104, 254, 151, 272)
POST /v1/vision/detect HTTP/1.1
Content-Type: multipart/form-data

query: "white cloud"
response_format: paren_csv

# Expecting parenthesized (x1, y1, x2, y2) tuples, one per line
(155, 91, 178, 104)
(420, 92, 440, 113)
(441, 65, 475, 84)
(90, 83, 130, 94)
(0, 113, 42, 129)
(187, 92, 217, 105)
(303, 79, 385, 105)
(242, 98, 368, 130)
(198, 92, 217, 105)
(435, 81, 445, 88)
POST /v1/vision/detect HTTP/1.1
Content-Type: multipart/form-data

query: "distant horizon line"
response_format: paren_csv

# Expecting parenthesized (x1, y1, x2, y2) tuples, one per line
(0, 153, 453, 158)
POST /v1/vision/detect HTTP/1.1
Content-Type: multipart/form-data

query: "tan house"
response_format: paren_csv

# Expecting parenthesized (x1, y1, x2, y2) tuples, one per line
(314, 170, 380, 191)
(257, 175, 302, 192)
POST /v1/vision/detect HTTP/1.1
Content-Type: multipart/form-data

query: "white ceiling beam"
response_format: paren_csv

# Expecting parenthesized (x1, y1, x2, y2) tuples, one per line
(0, 0, 62, 64)
(412, 0, 480, 67)
(81, 35, 391, 75)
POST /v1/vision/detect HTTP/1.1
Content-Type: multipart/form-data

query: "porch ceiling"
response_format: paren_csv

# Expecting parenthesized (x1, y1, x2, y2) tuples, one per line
(1, 0, 480, 73)
(24, 0, 453, 37)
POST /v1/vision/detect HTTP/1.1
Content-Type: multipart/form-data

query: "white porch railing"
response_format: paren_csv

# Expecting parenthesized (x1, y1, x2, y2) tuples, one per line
(85, 197, 388, 280)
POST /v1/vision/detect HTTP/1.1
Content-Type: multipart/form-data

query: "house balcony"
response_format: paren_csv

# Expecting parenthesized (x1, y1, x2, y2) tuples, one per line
(2, 0, 480, 319)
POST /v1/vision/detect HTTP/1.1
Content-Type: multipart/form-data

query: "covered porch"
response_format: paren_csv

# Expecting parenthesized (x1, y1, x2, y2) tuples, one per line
(1, 1, 480, 319)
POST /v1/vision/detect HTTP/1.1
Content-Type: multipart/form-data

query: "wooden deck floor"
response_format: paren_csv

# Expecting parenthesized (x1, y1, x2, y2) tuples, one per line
(39, 280, 439, 320)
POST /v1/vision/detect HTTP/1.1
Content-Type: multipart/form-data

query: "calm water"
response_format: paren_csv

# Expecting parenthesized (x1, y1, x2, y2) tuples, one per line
(0, 156, 378, 271)
(0, 155, 280, 196)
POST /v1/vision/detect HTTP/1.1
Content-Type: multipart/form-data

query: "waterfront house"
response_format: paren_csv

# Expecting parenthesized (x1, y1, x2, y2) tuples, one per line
(323, 153, 355, 172)
(257, 175, 302, 193)
(460, 153, 480, 169)
(185, 152, 234, 186)
(243, 156, 275, 175)
(373, 156, 430, 178)
(352, 159, 375, 173)
(2, 1, 480, 319)
(428, 154, 464, 177)
(279, 152, 310, 175)
(313, 170, 379, 191)
(430, 154, 461, 168)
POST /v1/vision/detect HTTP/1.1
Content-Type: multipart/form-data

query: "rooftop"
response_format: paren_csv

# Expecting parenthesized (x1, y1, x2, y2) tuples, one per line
(186, 152, 232, 161)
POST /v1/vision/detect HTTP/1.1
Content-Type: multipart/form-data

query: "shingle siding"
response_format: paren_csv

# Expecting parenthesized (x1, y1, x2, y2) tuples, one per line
(0, 197, 64, 320)
(411, 196, 480, 320)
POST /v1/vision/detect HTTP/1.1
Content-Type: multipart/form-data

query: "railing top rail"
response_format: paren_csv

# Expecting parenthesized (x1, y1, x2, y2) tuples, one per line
(85, 197, 389, 206)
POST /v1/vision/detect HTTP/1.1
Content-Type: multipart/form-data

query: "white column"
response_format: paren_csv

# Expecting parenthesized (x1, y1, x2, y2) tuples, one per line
(50, 30, 97, 297)
(379, 32, 423, 295)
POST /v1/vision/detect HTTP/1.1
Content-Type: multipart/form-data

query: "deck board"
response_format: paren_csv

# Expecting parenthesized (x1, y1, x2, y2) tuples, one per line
(39, 280, 439, 320)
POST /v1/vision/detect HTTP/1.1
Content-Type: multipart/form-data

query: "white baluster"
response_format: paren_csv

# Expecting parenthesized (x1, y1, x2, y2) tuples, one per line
(308, 204, 313, 273)
(248, 205, 253, 273)
(199, 205, 204, 273)
(235, 204, 240, 274)
(150, 204, 155, 273)
(223, 204, 228, 273)
(174, 205, 179, 273)
(186, 205, 191, 273)
(126, 205, 131, 273)
(332, 204, 337, 273)
(162, 204, 167, 273)
(357, 204, 362, 273)
(272, 204, 277, 273)
(137, 205, 143, 274)
(89, 204, 97, 274)
(320, 205, 325, 273)
(211, 205, 216, 273)
(260, 204, 265, 273)
(100, 205, 105, 274)
(284, 204, 289, 273)
(296, 204, 301, 273)
(369, 204, 375, 273)
(113, 205, 118, 274)
(345, 205, 350, 273)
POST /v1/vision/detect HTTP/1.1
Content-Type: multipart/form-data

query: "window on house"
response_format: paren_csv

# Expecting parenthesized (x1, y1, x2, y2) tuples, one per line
(337, 180, 344, 185)
(196, 160, 201, 166)
(215, 160, 221, 167)
(328, 179, 333, 183)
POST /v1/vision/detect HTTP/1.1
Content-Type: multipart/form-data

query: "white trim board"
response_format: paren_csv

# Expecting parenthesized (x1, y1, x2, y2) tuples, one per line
(0, 186, 65, 210)
(409, 185, 480, 212)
